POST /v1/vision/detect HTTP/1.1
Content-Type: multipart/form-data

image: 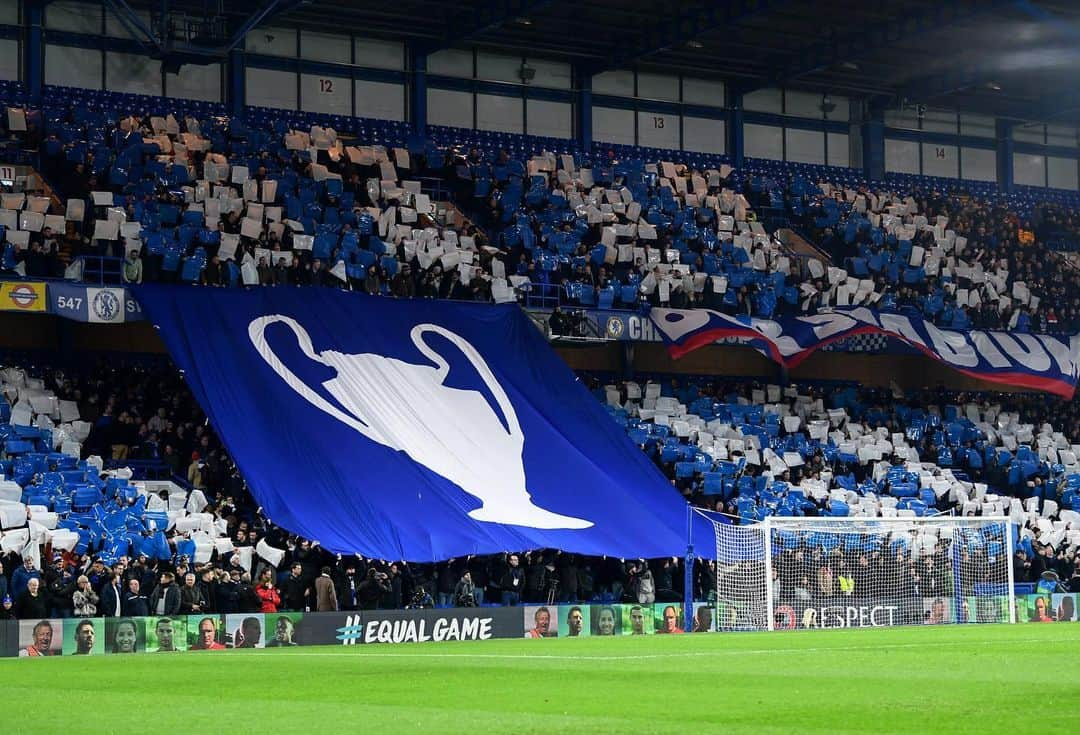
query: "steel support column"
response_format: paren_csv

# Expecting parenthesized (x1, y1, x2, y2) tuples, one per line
(409, 45, 428, 138)
(575, 64, 592, 154)
(25, 1, 44, 104)
(996, 119, 1015, 193)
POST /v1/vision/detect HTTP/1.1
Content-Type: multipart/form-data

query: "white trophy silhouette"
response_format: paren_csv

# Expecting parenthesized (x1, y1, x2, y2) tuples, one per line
(248, 315, 593, 529)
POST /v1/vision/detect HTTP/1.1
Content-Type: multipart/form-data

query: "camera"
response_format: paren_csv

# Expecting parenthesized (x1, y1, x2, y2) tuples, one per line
(406, 587, 432, 609)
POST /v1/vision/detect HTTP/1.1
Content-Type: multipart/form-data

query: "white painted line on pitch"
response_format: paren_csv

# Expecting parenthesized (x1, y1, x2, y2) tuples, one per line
(224, 636, 1080, 662)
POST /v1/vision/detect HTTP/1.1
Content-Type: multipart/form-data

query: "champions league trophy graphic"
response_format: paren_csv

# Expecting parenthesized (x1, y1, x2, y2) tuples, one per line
(249, 315, 592, 529)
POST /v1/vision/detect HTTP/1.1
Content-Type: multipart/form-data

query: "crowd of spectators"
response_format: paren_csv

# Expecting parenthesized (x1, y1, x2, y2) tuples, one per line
(595, 374, 1080, 589)
(0, 97, 1078, 619)
(0, 99, 1075, 337)
(607, 377, 1079, 504)
(799, 187, 1080, 334)
(1034, 202, 1080, 249)
(0, 357, 715, 619)
(1, 355, 1078, 622)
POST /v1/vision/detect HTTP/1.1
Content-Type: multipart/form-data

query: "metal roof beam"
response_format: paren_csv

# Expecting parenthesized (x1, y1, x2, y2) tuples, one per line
(102, 0, 310, 60)
(589, 0, 792, 75)
(1028, 89, 1080, 123)
(763, 0, 1013, 93)
(101, 0, 162, 55)
(899, 0, 1080, 105)
(222, 0, 295, 52)
(419, 0, 561, 54)
(897, 62, 1003, 106)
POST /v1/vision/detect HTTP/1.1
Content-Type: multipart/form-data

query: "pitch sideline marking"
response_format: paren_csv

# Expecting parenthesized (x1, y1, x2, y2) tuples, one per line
(224, 636, 1080, 662)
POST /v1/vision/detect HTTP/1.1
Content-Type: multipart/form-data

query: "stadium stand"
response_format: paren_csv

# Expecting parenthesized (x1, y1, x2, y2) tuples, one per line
(0, 62, 1078, 619)
(5, 3, 1080, 730)
(0, 83, 1077, 334)
(2, 352, 1078, 617)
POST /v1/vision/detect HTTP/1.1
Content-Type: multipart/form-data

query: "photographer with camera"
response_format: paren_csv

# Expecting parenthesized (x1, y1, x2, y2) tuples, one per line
(538, 557, 560, 605)
(405, 584, 434, 610)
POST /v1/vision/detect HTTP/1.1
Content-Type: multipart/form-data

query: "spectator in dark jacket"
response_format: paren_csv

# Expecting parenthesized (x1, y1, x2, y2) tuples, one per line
(383, 564, 404, 610)
(148, 572, 181, 616)
(454, 572, 477, 607)
(499, 554, 524, 606)
(122, 579, 150, 617)
(363, 266, 382, 295)
(335, 559, 361, 611)
(357, 568, 389, 611)
(15, 578, 48, 619)
(280, 563, 307, 611)
(179, 573, 207, 614)
(201, 256, 224, 286)
(11, 557, 40, 599)
(391, 265, 416, 298)
(257, 256, 272, 285)
(216, 569, 242, 614)
(99, 573, 124, 618)
(44, 560, 75, 619)
(273, 256, 291, 285)
(238, 573, 262, 613)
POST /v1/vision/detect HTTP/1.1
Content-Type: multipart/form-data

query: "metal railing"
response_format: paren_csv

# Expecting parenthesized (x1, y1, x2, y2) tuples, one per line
(416, 176, 455, 203)
(102, 458, 175, 481)
(75, 256, 124, 285)
(522, 282, 563, 310)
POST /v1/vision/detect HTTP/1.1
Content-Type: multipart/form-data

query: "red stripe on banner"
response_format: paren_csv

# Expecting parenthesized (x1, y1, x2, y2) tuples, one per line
(665, 323, 1077, 399)
(667, 327, 782, 362)
(781, 325, 886, 368)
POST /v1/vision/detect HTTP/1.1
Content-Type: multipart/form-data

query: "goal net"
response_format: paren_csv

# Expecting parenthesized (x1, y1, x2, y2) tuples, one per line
(711, 516, 1015, 631)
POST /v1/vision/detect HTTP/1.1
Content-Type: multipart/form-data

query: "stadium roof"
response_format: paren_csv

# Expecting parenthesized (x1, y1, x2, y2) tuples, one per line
(115, 0, 1080, 124)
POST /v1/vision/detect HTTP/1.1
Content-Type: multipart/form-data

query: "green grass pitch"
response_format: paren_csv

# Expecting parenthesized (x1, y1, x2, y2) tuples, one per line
(3, 623, 1078, 734)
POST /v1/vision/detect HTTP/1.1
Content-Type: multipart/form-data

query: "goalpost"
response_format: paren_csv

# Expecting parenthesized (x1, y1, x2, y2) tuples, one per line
(709, 515, 1015, 631)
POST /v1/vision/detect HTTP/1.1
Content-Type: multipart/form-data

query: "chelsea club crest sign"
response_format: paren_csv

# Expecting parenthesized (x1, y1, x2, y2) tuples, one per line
(91, 289, 123, 323)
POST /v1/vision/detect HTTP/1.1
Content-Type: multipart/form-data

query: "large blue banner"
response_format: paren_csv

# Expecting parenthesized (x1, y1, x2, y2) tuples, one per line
(134, 286, 691, 560)
(649, 307, 1080, 398)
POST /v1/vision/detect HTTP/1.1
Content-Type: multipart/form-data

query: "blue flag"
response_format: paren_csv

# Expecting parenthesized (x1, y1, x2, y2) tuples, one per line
(134, 286, 691, 561)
